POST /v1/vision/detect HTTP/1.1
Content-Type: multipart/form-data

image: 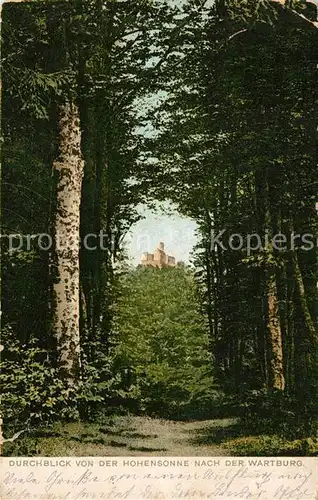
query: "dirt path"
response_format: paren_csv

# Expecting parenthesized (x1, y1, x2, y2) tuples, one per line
(102, 416, 232, 456)
(12, 416, 235, 456)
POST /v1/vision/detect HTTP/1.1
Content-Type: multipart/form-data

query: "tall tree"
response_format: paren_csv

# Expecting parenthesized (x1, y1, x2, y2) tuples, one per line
(144, 0, 317, 401)
(50, 99, 84, 385)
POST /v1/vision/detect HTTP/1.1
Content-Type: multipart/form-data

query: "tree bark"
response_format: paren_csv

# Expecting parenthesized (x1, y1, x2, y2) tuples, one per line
(50, 99, 84, 386)
(291, 250, 317, 341)
(261, 169, 285, 391)
(287, 263, 295, 393)
(204, 209, 215, 345)
(267, 269, 285, 391)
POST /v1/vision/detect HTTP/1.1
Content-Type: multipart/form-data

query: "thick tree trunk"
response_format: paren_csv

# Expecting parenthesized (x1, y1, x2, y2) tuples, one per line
(291, 249, 317, 396)
(51, 100, 84, 386)
(291, 250, 317, 341)
(267, 269, 285, 391)
(259, 169, 285, 392)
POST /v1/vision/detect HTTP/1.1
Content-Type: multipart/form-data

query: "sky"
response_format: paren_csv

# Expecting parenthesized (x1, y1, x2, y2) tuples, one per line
(124, 0, 207, 266)
(123, 203, 198, 266)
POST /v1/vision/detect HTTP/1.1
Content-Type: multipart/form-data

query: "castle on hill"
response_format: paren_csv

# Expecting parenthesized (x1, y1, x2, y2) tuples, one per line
(140, 242, 176, 268)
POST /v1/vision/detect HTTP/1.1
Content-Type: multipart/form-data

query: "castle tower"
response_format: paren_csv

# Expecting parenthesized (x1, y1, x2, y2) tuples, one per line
(153, 242, 166, 266)
(140, 242, 176, 268)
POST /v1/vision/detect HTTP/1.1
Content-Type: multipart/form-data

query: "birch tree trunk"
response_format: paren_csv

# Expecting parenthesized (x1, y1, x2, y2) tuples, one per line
(51, 99, 84, 386)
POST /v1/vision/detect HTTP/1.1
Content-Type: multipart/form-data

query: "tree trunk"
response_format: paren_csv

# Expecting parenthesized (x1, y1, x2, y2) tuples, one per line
(291, 250, 317, 341)
(204, 209, 215, 345)
(259, 168, 285, 392)
(287, 265, 296, 393)
(267, 269, 285, 391)
(50, 99, 84, 386)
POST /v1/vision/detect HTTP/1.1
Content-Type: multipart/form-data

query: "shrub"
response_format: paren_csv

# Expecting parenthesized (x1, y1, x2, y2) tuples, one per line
(0, 326, 79, 432)
(234, 389, 317, 439)
(224, 435, 318, 456)
(77, 338, 122, 421)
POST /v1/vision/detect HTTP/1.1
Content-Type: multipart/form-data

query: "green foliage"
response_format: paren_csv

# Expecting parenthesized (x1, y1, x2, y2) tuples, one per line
(232, 389, 318, 439)
(217, 0, 279, 26)
(0, 327, 122, 429)
(0, 326, 79, 431)
(77, 339, 123, 421)
(1, 246, 49, 342)
(110, 266, 218, 419)
(3, 436, 42, 457)
(224, 435, 318, 457)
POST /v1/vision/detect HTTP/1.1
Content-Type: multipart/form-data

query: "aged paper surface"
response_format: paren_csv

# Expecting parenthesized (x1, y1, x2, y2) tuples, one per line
(1, 456, 317, 499)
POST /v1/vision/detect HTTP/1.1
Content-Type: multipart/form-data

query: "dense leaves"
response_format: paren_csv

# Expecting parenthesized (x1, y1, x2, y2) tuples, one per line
(110, 266, 219, 419)
(143, 0, 317, 408)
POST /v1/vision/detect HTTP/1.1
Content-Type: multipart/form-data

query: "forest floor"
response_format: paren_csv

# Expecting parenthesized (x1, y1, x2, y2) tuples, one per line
(5, 415, 317, 456)
(8, 416, 238, 456)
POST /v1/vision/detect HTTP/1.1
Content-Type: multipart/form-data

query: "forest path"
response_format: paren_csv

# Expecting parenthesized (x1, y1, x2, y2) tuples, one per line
(13, 416, 235, 456)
